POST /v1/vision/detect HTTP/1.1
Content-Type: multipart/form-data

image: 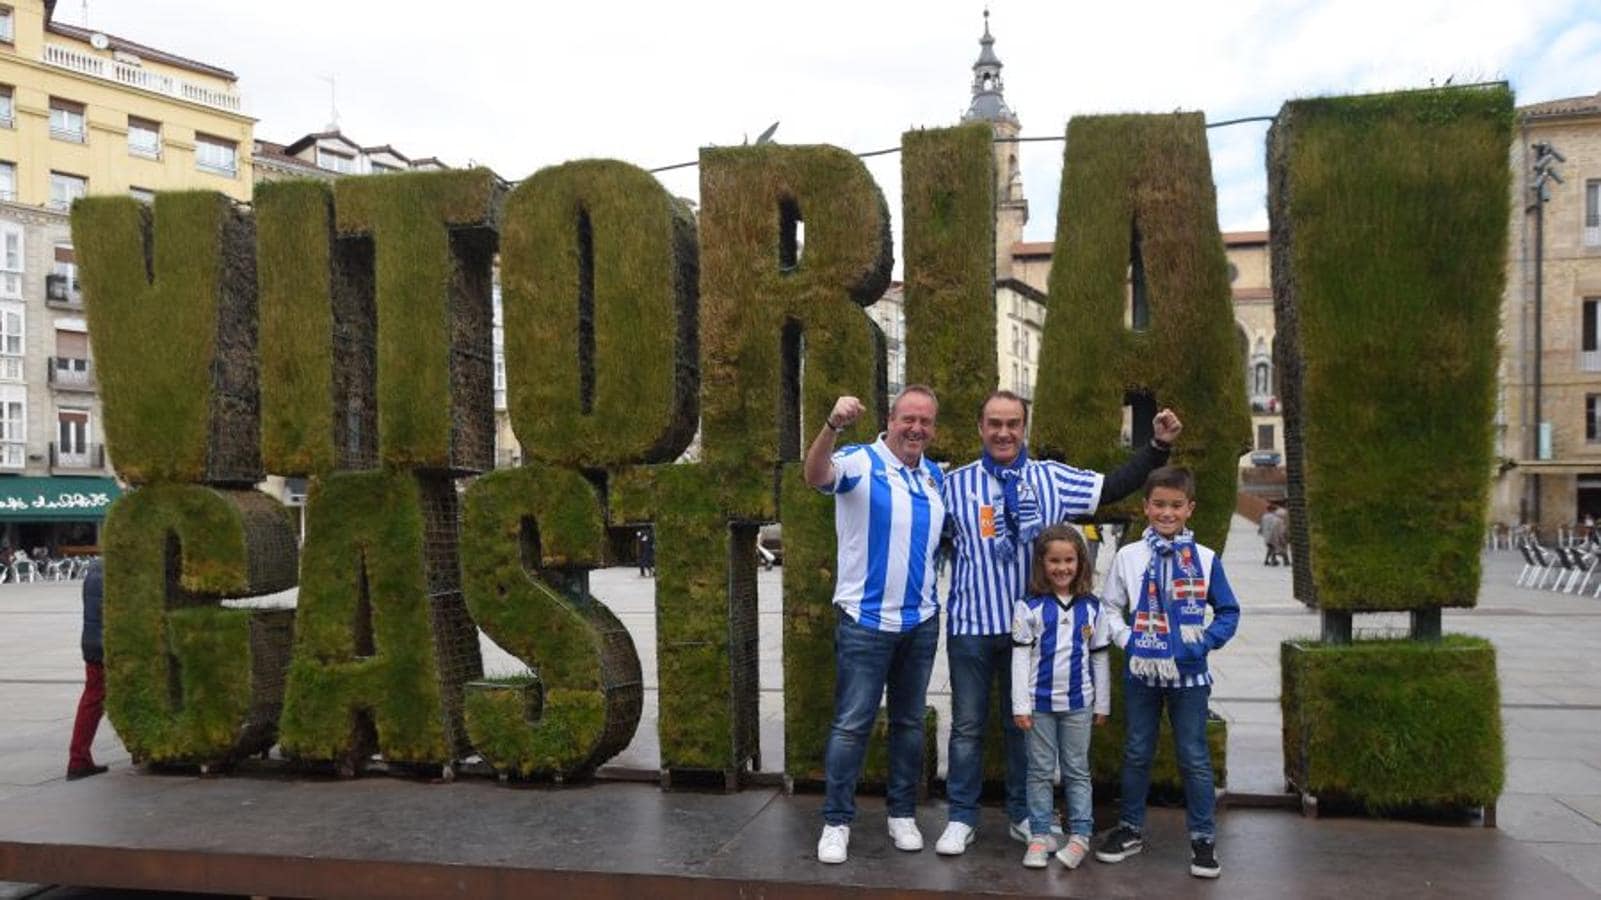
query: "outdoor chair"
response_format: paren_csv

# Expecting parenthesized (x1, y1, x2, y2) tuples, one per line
(1531, 543, 1563, 590)
(1516, 543, 1544, 587)
(1552, 546, 1586, 593)
(8, 559, 37, 583)
(1571, 548, 1600, 595)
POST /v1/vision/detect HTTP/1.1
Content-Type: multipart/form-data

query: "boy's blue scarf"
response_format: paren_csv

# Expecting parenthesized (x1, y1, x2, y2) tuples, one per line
(1127, 526, 1208, 681)
(980, 445, 1041, 557)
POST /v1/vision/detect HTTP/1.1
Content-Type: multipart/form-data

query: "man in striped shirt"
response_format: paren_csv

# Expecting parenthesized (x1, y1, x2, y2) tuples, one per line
(933, 391, 1182, 855)
(805, 386, 947, 865)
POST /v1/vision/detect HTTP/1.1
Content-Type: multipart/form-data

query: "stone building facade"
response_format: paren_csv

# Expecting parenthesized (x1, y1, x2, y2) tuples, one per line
(1494, 91, 1601, 532)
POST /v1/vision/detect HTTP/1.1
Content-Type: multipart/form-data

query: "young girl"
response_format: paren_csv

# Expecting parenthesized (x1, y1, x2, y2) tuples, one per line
(1010, 523, 1111, 869)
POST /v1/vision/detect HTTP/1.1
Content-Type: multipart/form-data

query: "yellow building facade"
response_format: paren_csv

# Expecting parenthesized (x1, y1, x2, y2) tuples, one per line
(0, 0, 251, 204)
(0, 0, 250, 556)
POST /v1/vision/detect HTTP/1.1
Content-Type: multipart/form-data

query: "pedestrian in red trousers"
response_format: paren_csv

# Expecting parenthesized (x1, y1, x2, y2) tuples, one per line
(67, 558, 108, 780)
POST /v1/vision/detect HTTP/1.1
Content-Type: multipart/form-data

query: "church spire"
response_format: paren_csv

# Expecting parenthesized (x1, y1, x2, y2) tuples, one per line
(962, 8, 1018, 126)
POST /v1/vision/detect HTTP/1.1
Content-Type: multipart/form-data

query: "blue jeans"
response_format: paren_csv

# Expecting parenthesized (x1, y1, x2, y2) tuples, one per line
(1119, 677, 1215, 840)
(1025, 709, 1094, 837)
(945, 633, 1029, 826)
(822, 609, 940, 825)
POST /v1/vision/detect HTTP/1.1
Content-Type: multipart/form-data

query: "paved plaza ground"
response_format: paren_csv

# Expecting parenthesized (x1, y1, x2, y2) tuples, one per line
(2, 514, 1599, 896)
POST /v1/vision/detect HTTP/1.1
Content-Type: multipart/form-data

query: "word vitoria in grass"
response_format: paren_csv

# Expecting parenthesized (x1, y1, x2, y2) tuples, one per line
(74, 91, 1506, 790)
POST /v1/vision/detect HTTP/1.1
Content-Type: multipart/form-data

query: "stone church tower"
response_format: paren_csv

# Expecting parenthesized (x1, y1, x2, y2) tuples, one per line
(960, 10, 1027, 280)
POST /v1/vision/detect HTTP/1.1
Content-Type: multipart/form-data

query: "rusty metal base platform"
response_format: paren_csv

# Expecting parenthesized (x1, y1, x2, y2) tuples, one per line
(0, 770, 1592, 899)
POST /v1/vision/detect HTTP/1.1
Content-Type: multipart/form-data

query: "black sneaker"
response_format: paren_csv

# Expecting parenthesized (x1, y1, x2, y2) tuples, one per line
(1190, 838, 1221, 878)
(1094, 825, 1144, 863)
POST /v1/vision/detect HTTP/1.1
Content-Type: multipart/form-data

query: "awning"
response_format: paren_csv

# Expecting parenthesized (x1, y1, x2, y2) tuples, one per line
(0, 476, 122, 520)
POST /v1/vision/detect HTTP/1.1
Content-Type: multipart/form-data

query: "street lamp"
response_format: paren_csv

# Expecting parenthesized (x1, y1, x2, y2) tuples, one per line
(1528, 141, 1564, 529)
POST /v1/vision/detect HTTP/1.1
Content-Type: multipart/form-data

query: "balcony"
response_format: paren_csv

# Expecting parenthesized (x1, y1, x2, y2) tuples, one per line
(47, 357, 93, 390)
(41, 43, 242, 114)
(45, 273, 81, 307)
(49, 441, 104, 471)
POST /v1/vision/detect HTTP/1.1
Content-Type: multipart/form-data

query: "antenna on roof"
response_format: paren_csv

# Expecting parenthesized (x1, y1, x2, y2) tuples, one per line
(80, 0, 89, 27)
(319, 74, 341, 132)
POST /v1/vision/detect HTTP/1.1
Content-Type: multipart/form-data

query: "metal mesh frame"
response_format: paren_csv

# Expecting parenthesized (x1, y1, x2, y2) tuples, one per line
(204, 206, 264, 485)
(445, 228, 496, 474)
(418, 475, 484, 756)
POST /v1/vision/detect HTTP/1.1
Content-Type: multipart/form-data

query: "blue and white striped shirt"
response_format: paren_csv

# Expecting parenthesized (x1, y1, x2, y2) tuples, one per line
(1010, 593, 1112, 715)
(821, 437, 947, 633)
(942, 457, 1105, 636)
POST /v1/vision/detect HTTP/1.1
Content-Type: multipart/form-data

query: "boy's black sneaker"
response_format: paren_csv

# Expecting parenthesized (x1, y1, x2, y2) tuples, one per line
(1190, 838, 1221, 878)
(1094, 825, 1143, 863)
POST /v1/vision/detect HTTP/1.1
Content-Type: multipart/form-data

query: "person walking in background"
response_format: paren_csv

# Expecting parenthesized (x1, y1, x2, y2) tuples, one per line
(1258, 503, 1285, 566)
(1270, 504, 1291, 566)
(66, 558, 109, 780)
(636, 527, 655, 578)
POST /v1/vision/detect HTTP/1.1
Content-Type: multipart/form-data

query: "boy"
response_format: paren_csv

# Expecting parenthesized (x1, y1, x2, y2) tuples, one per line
(1096, 466, 1240, 879)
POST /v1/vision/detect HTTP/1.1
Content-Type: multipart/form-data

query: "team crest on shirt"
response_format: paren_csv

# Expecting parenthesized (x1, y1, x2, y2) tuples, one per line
(1134, 610, 1169, 634)
(1081, 623, 1094, 642)
(926, 474, 937, 490)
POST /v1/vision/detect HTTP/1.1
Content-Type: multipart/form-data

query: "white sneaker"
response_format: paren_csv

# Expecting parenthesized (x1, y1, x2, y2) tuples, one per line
(818, 824, 850, 864)
(935, 821, 976, 855)
(1010, 818, 1064, 843)
(1056, 834, 1091, 869)
(887, 816, 924, 851)
(1022, 835, 1053, 868)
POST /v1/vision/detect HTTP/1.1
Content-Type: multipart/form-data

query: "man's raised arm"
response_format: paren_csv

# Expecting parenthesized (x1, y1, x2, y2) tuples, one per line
(804, 396, 867, 489)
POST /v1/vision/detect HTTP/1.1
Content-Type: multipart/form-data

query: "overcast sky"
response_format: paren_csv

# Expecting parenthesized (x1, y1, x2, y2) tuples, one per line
(84, 0, 1601, 255)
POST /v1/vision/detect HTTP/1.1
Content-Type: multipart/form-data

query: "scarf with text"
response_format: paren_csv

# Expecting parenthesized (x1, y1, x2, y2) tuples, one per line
(1127, 526, 1208, 681)
(980, 445, 1042, 557)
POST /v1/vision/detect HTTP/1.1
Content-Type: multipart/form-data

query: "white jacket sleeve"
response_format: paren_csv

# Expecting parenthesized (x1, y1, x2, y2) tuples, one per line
(1092, 647, 1112, 717)
(1102, 556, 1132, 651)
(1010, 599, 1039, 716)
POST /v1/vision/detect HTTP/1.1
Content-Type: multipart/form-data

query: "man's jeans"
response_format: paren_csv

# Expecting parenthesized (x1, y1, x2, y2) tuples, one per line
(1119, 677, 1216, 840)
(822, 610, 940, 826)
(1025, 708, 1094, 837)
(945, 632, 1029, 827)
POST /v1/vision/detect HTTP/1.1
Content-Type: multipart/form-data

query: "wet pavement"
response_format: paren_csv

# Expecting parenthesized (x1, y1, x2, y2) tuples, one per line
(2, 514, 1598, 897)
